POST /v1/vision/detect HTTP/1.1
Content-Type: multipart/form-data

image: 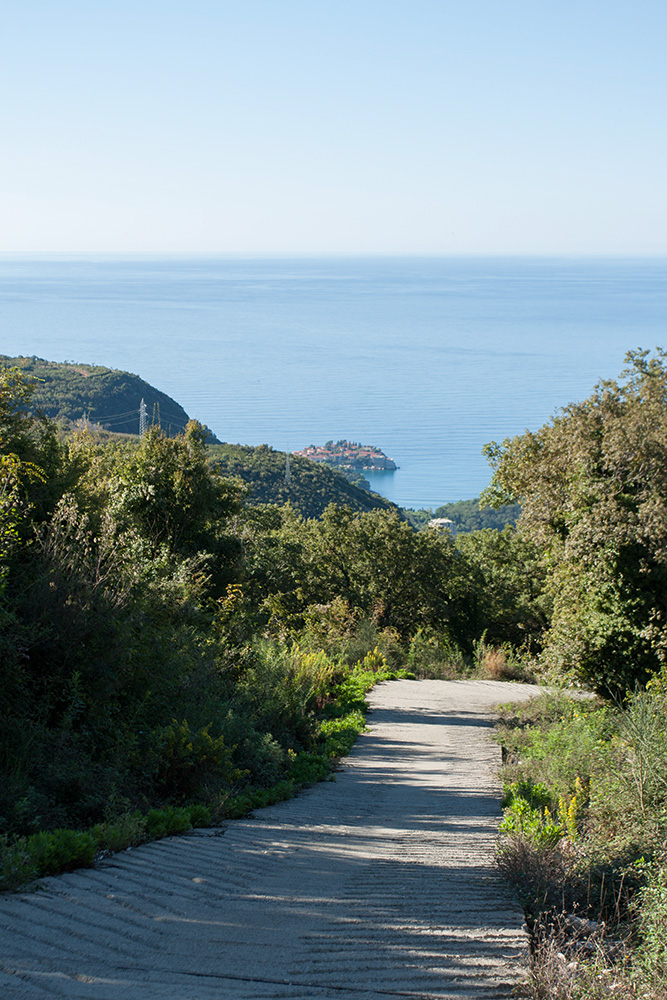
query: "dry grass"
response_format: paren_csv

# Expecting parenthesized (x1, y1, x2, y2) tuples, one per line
(482, 646, 535, 681)
(485, 647, 510, 678)
(516, 924, 666, 1000)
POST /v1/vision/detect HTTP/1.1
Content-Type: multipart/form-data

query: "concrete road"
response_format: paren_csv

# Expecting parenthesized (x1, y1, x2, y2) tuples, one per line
(0, 679, 537, 999)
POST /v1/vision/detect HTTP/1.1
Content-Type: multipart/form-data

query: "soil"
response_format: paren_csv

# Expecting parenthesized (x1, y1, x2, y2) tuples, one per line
(0, 679, 539, 999)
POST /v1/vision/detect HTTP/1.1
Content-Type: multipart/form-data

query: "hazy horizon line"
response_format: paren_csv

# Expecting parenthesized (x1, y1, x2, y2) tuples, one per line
(2, 250, 667, 260)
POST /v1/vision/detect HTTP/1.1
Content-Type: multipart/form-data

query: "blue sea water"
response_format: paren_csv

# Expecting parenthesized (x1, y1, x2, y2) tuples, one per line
(1, 254, 666, 509)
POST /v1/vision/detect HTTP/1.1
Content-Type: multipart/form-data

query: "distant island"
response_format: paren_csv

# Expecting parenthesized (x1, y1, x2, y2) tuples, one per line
(0, 356, 397, 518)
(294, 440, 398, 471)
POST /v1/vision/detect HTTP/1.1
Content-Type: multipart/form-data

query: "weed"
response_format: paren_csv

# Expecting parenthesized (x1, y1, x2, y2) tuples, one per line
(496, 688, 667, 999)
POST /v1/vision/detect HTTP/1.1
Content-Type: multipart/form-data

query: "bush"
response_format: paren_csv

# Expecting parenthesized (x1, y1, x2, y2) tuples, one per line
(499, 792, 564, 848)
(496, 687, 667, 999)
(290, 752, 331, 786)
(0, 836, 38, 891)
(319, 711, 367, 758)
(407, 627, 467, 678)
(147, 720, 240, 801)
(144, 806, 193, 839)
(90, 812, 147, 853)
(25, 828, 97, 876)
(188, 803, 212, 827)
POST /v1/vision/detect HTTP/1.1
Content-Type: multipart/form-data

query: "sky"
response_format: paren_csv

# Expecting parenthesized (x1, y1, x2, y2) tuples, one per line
(2, 0, 666, 254)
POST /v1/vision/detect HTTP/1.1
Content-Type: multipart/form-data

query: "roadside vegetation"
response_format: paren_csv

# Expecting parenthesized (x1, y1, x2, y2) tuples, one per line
(488, 350, 667, 997)
(495, 688, 667, 999)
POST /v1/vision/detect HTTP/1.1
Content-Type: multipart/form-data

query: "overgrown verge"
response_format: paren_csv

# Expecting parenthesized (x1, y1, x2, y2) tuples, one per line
(494, 685, 667, 999)
(0, 647, 412, 892)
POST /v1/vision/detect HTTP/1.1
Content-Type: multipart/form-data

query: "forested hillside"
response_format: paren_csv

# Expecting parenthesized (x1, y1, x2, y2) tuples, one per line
(210, 442, 396, 517)
(3, 356, 391, 519)
(1, 354, 205, 439)
(407, 497, 520, 532)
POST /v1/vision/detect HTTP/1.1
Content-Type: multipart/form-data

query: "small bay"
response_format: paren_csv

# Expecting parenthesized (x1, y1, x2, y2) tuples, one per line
(1, 254, 665, 509)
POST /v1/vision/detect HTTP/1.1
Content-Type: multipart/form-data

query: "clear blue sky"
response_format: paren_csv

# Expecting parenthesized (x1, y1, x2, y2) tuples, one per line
(2, 0, 666, 253)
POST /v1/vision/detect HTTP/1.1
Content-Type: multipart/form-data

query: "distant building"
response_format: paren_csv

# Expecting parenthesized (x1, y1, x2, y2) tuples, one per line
(294, 440, 398, 471)
(428, 517, 455, 531)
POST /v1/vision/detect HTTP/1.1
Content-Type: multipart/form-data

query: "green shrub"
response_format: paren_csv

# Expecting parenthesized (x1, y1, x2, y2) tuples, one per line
(187, 803, 212, 827)
(223, 793, 253, 819)
(617, 688, 667, 817)
(407, 627, 467, 678)
(90, 812, 147, 853)
(148, 720, 239, 801)
(290, 752, 331, 786)
(0, 836, 37, 891)
(499, 795, 564, 848)
(144, 806, 192, 839)
(503, 779, 553, 811)
(319, 711, 367, 758)
(26, 828, 97, 876)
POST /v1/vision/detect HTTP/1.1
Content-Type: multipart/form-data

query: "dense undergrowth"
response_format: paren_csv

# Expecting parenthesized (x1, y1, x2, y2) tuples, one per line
(494, 684, 667, 999)
(0, 645, 413, 890)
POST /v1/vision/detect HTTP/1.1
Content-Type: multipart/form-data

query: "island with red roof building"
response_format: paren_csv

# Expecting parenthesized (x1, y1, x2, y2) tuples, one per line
(294, 440, 398, 471)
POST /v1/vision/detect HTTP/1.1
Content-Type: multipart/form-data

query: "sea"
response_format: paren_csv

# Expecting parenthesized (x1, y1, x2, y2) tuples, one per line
(1, 254, 666, 510)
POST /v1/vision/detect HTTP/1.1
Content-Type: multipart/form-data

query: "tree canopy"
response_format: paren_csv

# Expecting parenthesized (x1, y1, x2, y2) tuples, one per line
(484, 348, 667, 695)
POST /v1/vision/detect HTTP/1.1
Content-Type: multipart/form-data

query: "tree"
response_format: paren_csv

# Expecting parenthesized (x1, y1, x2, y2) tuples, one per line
(109, 422, 243, 590)
(483, 349, 667, 695)
(259, 504, 472, 644)
(455, 526, 549, 649)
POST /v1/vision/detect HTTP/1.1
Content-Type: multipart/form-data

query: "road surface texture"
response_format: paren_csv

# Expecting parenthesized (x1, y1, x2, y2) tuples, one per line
(0, 679, 539, 1000)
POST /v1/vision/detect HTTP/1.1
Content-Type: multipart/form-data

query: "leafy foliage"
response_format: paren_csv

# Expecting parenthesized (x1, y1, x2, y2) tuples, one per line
(0, 362, 541, 891)
(484, 349, 667, 695)
(209, 442, 396, 518)
(407, 496, 520, 533)
(496, 686, 667, 999)
(0, 354, 215, 439)
(456, 526, 550, 649)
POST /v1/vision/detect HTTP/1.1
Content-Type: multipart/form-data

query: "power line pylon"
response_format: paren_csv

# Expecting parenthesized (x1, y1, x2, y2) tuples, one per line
(139, 398, 147, 436)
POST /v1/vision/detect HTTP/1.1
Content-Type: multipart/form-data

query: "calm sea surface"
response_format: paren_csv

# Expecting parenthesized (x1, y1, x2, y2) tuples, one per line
(1, 254, 666, 509)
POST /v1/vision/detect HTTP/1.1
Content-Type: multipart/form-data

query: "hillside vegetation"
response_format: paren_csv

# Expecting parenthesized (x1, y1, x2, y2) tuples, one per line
(3, 356, 394, 519)
(407, 496, 521, 533)
(2, 354, 200, 438)
(0, 361, 543, 886)
(488, 349, 667, 999)
(209, 442, 397, 518)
